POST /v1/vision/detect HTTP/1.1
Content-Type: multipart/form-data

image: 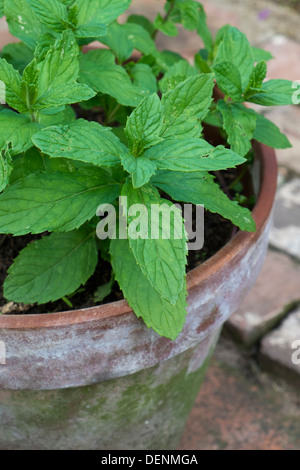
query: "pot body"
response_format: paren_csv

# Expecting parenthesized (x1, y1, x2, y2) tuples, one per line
(0, 330, 219, 450)
(0, 144, 277, 450)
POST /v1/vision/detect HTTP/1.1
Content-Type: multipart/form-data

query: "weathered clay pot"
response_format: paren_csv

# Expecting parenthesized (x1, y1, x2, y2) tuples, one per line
(0, 141, 277, 450)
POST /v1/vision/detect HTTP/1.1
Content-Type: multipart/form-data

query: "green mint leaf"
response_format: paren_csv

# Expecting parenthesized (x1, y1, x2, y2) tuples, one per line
(159, 60, 197, 93)
(0, 146, 13, 193)
(152, 170, 256, 232)
(59, 1, 75, 6)
(154, 13, 178, 37)
(122, 22, 157, 56)
(247, 79, 296, 106)
(76, 0, 132, 28)
(110, 237, 188, 340)
(20, 59, 39, 110)
(100, 22, 158, 62)
(246, 61, 267, 90)
(194, 51, 213, 74)
(197, 3, 213, 51)
(29, 0, 68, 32)
(9, 148, 47, 185)
(203, 109, 223, 128)
(156, 50, 184, 72)
(0, 58, 26, 112)
(100, 21, 133, 62)
(34, 33, 58, 62)
(0, 0, 4, 17)
(38, 105, 76, 126)
(120, 153, 157, 189)
(171, 1, 213, 49)
(253, 113, 292, 149)
(34, 30, 95, 109)
(1, 42, 34, 73)
(218, 101, 257, 157)
(9, 147, 78, 185)
(4, 0, 49, 49)
(36, 29, 82, 92)
(66, 2, 78, 26)
(251, 46, 273, 63)
(75, 23, 107, 39)
(125, 94, 163, 155)
(162, 116, 203, 140)
(144, 138, 245, 172)
(215, 24, 230, 46)
(0, 167, 120, 235)
(94, 278, 114, 303)
(35, 82, 95, 109)
(127, 14, 155, 36)
(215, 26, 254, 91)
(128, 63, 158, 96)
(121, 181, 188, 305)
(32, 119, 126, 167)
(0, 108, 40, 155)
(213, 61, 243, 102)
(79, 49, 148, 107)
(175, 0, 199, 31)
(161, 74, 214, 137)
(4, 228, 98, 304)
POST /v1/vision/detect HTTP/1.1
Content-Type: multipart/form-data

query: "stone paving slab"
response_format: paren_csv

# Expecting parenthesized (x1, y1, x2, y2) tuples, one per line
(124, 0, 300, 58)
(259, 308, 300, 385)
(269, 179, 300, 260)
(276, 138, 300, 177)
(201, 0, 300, 44)
(180, 336, 300, 450)
(226, 250, 300, 347)
(261, 35, 300, 81)
(128, 0, 300, 44)
(260, 106, 300, 175)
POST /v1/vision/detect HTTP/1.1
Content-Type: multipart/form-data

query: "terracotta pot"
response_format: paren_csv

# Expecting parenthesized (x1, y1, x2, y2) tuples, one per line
(0, 138, 277, 449)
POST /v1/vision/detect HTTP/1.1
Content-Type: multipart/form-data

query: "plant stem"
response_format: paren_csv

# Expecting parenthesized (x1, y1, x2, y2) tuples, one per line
(105, 104, 121, 126)
(30, 111, 39, 123)
(214, 171, 232, 199)
(62, 296, 73, 308)
(152, 0, 177, 40)
(229, 166, 247, 190)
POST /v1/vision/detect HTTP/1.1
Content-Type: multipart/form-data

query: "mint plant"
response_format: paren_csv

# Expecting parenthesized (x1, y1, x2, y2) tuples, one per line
(0, 0, 295, 339)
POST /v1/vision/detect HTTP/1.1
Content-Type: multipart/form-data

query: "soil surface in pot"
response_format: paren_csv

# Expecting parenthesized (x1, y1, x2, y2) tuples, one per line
(0, 114, 255, 315)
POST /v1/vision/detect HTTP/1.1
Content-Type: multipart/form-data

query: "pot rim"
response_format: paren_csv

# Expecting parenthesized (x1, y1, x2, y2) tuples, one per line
(0, 142, 277, 330)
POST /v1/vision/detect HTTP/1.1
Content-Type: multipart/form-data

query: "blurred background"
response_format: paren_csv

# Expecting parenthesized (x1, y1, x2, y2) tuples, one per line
(1, 0, 299, 450)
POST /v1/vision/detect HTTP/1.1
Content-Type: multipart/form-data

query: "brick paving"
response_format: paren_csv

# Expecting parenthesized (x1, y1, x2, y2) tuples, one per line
(226, 251, 300, 346)
(259, 308, 300, 386)
(191, 0, 300, 450)
(180, 336, 300, 450)
(269, 179, 300, 259)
